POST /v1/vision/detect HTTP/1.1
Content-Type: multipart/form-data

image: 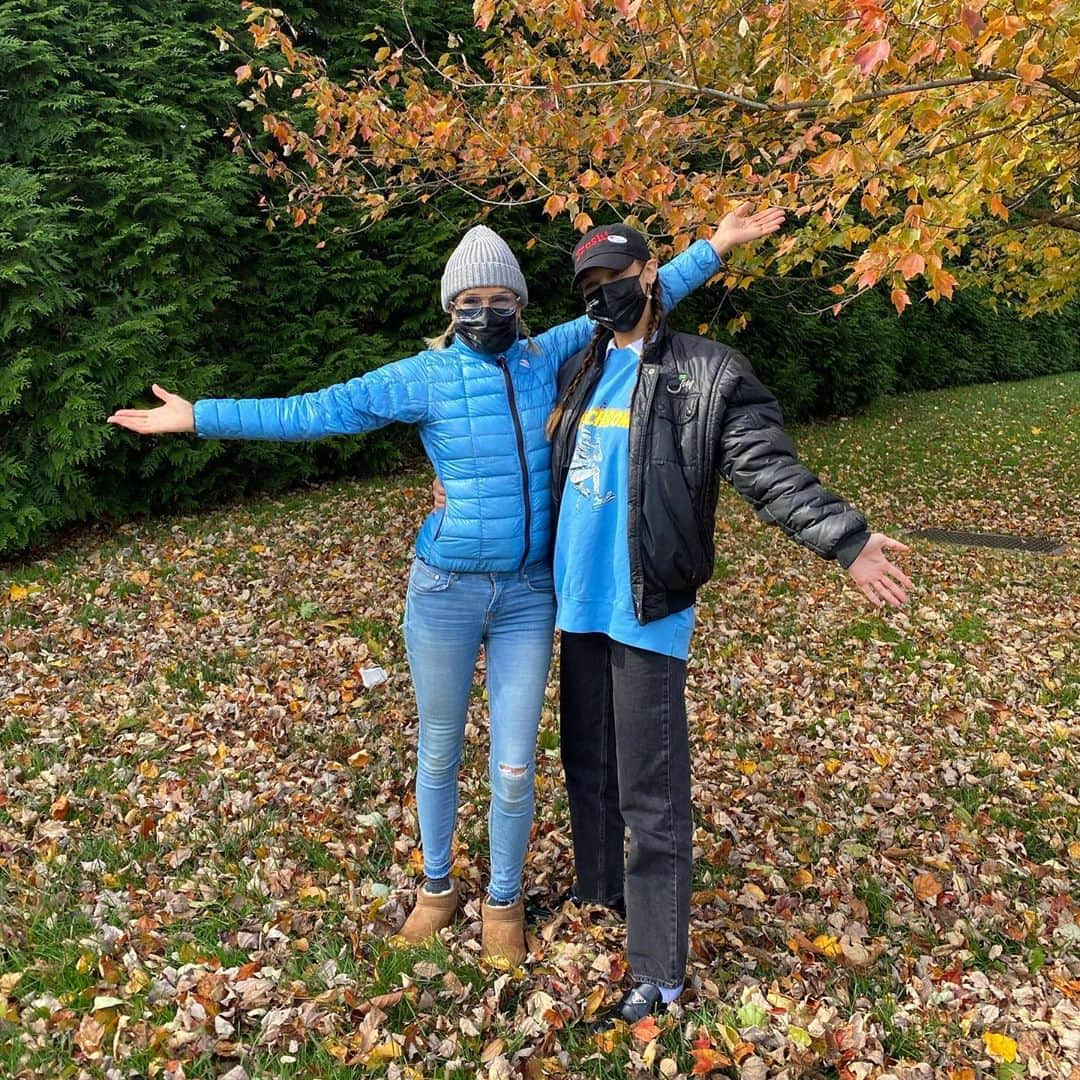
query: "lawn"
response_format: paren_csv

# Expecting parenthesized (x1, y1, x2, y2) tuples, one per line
(1, 373, 1077, 1079)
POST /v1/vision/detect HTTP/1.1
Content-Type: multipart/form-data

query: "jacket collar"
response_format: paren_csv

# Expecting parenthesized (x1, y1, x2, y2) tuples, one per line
(605, 334, 644, 356)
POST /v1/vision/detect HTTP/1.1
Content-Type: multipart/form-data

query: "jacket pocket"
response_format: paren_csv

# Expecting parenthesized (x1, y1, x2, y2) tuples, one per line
(656, 386, 699, 423)
(640, 460, 712, 593)
(432, 508, 447, 542)
(653, 389, 700, 425)
(650, 391, 700, 467)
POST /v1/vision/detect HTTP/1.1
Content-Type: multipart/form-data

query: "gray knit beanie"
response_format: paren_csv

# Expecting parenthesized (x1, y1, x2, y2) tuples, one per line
(440, 225, 528, 311)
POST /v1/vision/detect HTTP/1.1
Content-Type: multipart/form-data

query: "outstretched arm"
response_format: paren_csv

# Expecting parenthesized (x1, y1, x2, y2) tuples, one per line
(108, 355, 432, 441)
(709, 203, 787, 260)
(660, 203, 786, 309)
(108, 384, 196, 435)
(845, 534, 913, 609)
(717, 353, 912, 608)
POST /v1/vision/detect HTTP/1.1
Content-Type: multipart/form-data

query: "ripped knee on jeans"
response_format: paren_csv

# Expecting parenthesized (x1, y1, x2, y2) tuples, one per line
(494, 761, 533, 805)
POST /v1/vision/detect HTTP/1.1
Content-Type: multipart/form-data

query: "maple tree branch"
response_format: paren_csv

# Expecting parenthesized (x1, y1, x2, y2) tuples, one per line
(896, 105, 1080, 168)
(777, 71, 1013, 112)
(1011, 207, 1080, 233)
(661, 0, 702, 94)
(455, 99, 557, 197)
(424, 4, 1017, 111)
(428, 170, 550, 208)
(1037, 71, 1080, 106)
(368, 4, 1075, 121)
(372, 66, 1057, 120)
(618, 5, 659, 104)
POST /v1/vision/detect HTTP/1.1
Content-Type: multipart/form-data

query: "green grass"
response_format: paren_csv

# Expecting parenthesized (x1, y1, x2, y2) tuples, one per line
(0, 373, 1076, 1078)
(949, 615, 988, 643)
(853, 875, 894, 936)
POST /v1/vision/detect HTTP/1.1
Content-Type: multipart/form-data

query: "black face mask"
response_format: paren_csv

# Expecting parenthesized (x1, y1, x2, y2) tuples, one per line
(453, 307, 519, 354)
(584, 274, 649, 332)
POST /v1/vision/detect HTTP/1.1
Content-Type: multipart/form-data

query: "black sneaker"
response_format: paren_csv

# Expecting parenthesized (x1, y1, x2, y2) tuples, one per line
(561, 887, 627, 920)
(593, 982, 664, 1030)
(524, 888, 626, 925)
(522, 894, 557, 925)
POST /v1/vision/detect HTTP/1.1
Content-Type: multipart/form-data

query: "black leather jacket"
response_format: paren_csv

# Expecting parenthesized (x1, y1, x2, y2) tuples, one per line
(551, 325, 871, 624)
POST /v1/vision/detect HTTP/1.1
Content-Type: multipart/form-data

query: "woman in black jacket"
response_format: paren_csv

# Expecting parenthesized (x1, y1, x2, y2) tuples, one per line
(547, 224, 914, 1026)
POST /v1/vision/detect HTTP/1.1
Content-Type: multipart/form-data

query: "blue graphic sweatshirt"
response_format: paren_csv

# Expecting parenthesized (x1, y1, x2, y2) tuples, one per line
(553, 340, 695, 659)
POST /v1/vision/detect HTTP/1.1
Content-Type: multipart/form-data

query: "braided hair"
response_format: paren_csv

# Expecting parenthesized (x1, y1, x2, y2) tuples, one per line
(639, 282, 665, 359)
(545, 278, 665, 440)
(545, 327, 603, 439)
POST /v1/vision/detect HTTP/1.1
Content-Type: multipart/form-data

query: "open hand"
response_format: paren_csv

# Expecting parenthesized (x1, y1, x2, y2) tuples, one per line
(433, 476, 446, 511)
(848, 533, 913, 608)
(710, 202, 787, 258)
(107, 385, 195, 435)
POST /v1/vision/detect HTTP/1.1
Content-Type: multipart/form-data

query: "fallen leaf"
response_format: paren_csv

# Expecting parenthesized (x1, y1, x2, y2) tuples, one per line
(813, 933, 843, 958)
(74, 1014, 106, 1056)
(740, 1054, 768, 1080)
(632, 1015, 662, 1042)
(692, 1046, 732, 1074)
(914, 872, 943, 902)
(982, 1032, 1018, 1062)
(481, 1037, 505, 1062)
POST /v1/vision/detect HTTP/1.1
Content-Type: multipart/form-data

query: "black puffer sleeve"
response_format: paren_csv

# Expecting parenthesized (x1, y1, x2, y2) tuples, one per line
(717, 353, 870, 568)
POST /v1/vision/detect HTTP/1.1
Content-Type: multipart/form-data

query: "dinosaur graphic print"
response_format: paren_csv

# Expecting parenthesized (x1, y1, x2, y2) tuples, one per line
(568, 405, 629, 510)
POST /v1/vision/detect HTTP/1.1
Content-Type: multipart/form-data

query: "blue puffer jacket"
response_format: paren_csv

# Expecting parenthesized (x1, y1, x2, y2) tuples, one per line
(193, 240, 722, 572)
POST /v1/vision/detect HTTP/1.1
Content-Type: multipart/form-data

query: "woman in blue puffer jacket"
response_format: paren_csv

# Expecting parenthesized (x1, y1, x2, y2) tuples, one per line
(107, 208, 781, 963)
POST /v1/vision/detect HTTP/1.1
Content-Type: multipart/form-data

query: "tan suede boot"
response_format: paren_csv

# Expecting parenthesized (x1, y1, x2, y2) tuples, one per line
(399, 881, 459, 943)
(480, 898, 527, 966)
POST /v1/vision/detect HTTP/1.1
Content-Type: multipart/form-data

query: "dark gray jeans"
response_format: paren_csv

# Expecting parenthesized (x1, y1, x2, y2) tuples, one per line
(559, 631, 692, 988)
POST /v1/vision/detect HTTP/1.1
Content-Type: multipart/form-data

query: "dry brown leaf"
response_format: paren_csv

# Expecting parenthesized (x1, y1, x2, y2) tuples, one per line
(913, 871, 943, 902)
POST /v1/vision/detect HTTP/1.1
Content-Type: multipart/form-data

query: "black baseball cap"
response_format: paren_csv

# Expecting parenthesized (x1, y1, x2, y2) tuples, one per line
(571, 224, 651, 291)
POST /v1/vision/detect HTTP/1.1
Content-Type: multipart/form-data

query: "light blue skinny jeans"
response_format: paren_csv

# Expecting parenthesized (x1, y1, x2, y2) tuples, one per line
(402, 556, 555, 904)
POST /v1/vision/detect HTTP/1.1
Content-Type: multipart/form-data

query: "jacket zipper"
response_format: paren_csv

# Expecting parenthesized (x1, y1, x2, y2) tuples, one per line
(627, 356, 659, 621)
(698, 356, 729, 519)
(497, 357, 532, 569)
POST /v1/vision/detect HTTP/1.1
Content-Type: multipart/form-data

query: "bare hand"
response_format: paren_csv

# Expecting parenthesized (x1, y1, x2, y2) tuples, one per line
(433, 476, 446, 511)
(107, 385, 195, 435)
(848, 533, 913, 609)
(710, 202, 787, 258)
